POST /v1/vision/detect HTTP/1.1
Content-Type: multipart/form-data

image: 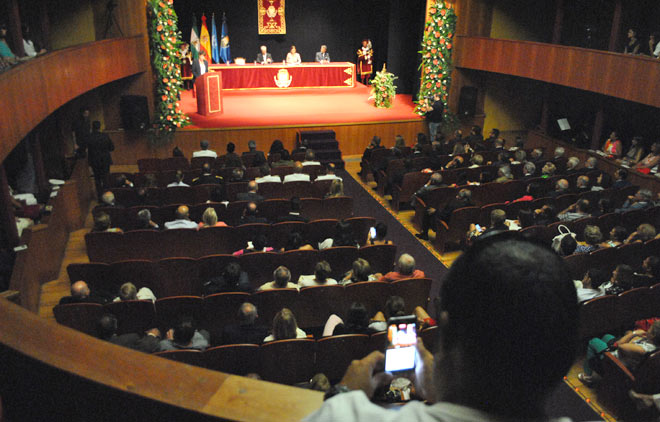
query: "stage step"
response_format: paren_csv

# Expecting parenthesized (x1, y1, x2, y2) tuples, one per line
(297, 130, 336, 142)
(296, 129, 345, 169)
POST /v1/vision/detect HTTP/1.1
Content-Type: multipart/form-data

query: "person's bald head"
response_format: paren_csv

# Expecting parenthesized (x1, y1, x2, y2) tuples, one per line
(239, 302, 258, 324)
(71, 281, 90, 298)
(175, 205, 190, 220)
(245, 202, 258, 216)
(101, 191, 115, 206)
(294, 161, 303, 173)
(247, 180, 258, 193)
(260, 45, 267, 54)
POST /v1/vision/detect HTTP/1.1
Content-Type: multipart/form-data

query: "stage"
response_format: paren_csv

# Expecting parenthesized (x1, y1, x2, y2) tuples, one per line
(181, 82, 423, 129)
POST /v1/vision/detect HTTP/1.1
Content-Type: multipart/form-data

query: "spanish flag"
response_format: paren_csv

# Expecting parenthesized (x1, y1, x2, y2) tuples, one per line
(199, 14, 212, 59)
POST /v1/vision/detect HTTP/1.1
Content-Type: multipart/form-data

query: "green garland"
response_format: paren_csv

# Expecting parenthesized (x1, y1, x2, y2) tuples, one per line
(147, 0, 190, 133)
(415, 1, 457, 117)
(370, 66, 398, 108)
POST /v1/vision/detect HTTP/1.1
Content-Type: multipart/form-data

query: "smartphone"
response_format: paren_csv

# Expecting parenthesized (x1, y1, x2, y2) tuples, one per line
(384, 315, 417, 373)
(369, 227, 377, 239)
(475, 224, 482, 232)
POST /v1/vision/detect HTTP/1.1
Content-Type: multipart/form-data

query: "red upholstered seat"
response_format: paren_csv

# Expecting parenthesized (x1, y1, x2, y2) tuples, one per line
(226, 201, 249, 226)
(578, 295, 617, 339)
(319, 246, 359, 280)
(137, 158, 160, 173)
(202, 292, 252, 345)
(53, 303, 104, 336)
(161, 156, 190, 172)
(257, 182, 284, 199)
(122, 230, 163, 260)
(159, 229, 202, 258)
(282, 181, 314, 199)
(368, 331, 387, 352)
(313, 179, 333, 198)
(300, 198, 324, 220)
(259, 199, 290, 223)
(435, 206, 480, 254)
(588, 247, 620, 275)
(279, 249, 319, 283)
(234, 224, 271, 252)
(196, 226, 239, 256)
(111, 260, 159, 297)
(154, 296, 204, 332)
(67, 262, 114, 296)
(225, 182, 248, 202)
(305, 219, 338, 246)
(104, 300, 156, 335)
(157, 257, 202, 297)
(358, 244, 397, 274)
(420, 326, 438, 353)
(190, 156, 216, 169)
(390, 278, 432, 313)
(344, 281, 390, 319)
(198, 254, 239, 286)
(251, 289, 300, 328)
(297, 285, 346, 328)
(204, 344, 260, 375)
(316, 335, 370, 382)
(346, 217, 376, 247)
(110, 187, 138, 208)
(85, 231, 126, 263)
(323, 196, 353, 220)
(563, 253, 591, 280)
(615, 288, 650, 330)
(259, 339, 316, 384)
(163, 186, 195, 205)
(239, 252, 279, 291)
(153, 350, 204, 367)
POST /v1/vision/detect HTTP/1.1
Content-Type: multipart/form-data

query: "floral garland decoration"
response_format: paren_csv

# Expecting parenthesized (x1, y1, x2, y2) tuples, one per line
(415, 1, 457, 117)
(370, 65, 398, 109)
(147, 0, 190, 134)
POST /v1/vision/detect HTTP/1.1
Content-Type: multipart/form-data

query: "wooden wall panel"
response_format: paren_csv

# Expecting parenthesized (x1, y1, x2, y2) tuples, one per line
(453, 36, 660, 108)
(0, 36, 150, 163)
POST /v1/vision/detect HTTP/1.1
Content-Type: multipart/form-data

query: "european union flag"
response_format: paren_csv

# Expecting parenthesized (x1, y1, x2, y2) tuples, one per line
(219, 13, 231, 64)
(211, 14, 220, 64)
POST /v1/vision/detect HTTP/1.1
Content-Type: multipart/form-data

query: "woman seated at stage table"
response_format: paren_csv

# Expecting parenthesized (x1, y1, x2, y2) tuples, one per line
(286, 45, 301, 65)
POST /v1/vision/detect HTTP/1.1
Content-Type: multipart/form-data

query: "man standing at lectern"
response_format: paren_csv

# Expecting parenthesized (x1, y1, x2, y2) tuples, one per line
(315, 45, 330, 63)
(192, 50, 208, 82)
(256, 45, 273, 64)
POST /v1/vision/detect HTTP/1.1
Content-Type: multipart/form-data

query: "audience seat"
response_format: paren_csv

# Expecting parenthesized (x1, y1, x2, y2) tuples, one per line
(434, 206, 480, 254)
(53, 303, 104, 337)
(121, 230, 163, 261)
(259, 199, 290, 223)
(259, 339, 317, 385)
(346, 217, 376, 247)
(104, 300, 156, 335)
(226, 201, 249, 226)
(153, 350, 204, 367)
(390, 278, 432, 313)
(161, 157, 190, 172)
(240, 252, 279, 290)
(297, 285, 346, 328)
(358, 244, 397, 274)
(157, 258, 202, 297)
(615, 288, 649, 330)
(391, 172, 430, 212)
(137, 158, 160, 173)
(283, 181, 314, 199)
(617, 242, 645, 269)
(198, 254, 239, 285)
(204, 344, 260, 375)
(420, 326, 438, 353)
(160, 229, 201, 258)
(190, 156, 215, 169)
(258, 182, 284, 199)
(306, 219, 338, 246)
(67, 262, 114, 296)
(85, 232, 126, 263)
(344, 281, 390, 319)
(234, 224, 271, 252)
(323, 197, 353, 220)
(578, 295, 617, 339)
(316, 335, 370, 382)
(279, 249, 318, 283)
(251, 289, 300, 327)
(154, 296, 204, 332)
(225, 182, 249, 202)
(300, 198, 323, 220)
(588, 247, 619, 275)
(111, 260, 159, 297)
(319, 247, 359, 280)
(164, 186, 195, 205)
(202, 292, 252, 344)
(563, 253, 590, 280)
(196, 226, 238, 256)
(368, 331, 387, 352)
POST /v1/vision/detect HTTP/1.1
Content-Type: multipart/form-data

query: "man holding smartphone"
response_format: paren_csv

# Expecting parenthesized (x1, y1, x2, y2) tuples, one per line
(306, 233, 578, 422)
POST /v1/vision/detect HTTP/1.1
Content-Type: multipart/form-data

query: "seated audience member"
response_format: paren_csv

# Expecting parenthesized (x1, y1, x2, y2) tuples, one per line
(592, 197, 614, 217)
(263, 308, 307, 342)
(136, 209, 158, 230)
(228, 167, 247, 183)
(222, 142, 243, 168)
(258, 266, 298, 291)
(209, 186, 224, 203)
(367, 222, 393, 245)
(516, 208, 535, 229)
(324, 302, 378, 336)
(575, 225, 602, 254)
(172, 146, 184, 157)
(283, 162, 311, 183)
(558, 199, 591, 222)
(584, 156, 598, 171)
(558, 235, 577, 257)
(600, 264, 634, 295)
(320, 220, 358, 249)
(342, 258, 378, 285)
(378, 254, 425, 282)
(590, 171, 612, 191)
(167, 170, 189, 187)
(255, 164, 281, 183)
(612, 168, 631, 189)
(601, 225, 628, 248)
(579, 321, 660, 386)
(534, 204, 558, 226)
(624, 28, 641, 54)
(634, 256, 660, 287)
(443, 155, 464, 170)
(493, 165, 513, 183)
(324, 179, 344, 198)
(113, 282, 156, 303)
(553, 146, 565, 161)
(164, 205, 198, 229)
(113, 174, 134, 188)
(192, 163, 223, 185)
(276, 197, 309, 222)
(529, 147, 544, 164)
(221, 302, 269, 345)
(268, 139, 289, 158)
(302, 150, 321, 166)
(242, 140, 267, 167)
(316, 163, 342, 181)
(468, 154, 483, 168)
(564, 157, 581, 175)
(634, 142, 660, 170)
(307, 235, 579, 422)
(416, 188, 473, 240)
(548, 179, 569, 198)
(97, 314, 160, 353)
(575, 268, 608, 302)
(198, 207, 228, 228)
(540, 162, 556, 178)
(59, 280, 108, 305)
(92, 212, 122, 233)
(491, 151, 510, 167)
(386, 158, 415, 193)
(282, 231, 314, 252)
(233, 234, 275, 256)
(359, 136, 384, 176)
(511, 182, 541, 203)
(239, 202, 268, 224)
(203, 262, 251, 295)
(620, 136, 645, 165)
(158, 316, 210, 351)
(602, 131, 623, 157)
(99, 191, 120, 208)
(520, 162, 536, 180)
(236, 181, 264, 203)
(574, 175, 590, 193)
(192, 140, 217, 158)
(511, 149, 526, 165)
(271, 149, 294, 167)
(298, 261, 337, 287)
(366, 295, 434, 332)
(625, 223, 657, 244)
(468, 209, 509, 242)
(616, 189, 653, 213)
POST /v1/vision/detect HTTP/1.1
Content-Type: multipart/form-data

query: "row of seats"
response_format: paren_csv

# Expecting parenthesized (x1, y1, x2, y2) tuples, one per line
(94, 196, 354, 230)
(85, 218, 376, 262)
(54, 278, 432, 343)
(136, 152, 311, 174)
(151, 329, 438, 385)
(71, 244, 397, 294)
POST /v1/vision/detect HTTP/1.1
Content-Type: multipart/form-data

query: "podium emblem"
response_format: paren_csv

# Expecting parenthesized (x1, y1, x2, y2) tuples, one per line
(274, 68, 293, 88)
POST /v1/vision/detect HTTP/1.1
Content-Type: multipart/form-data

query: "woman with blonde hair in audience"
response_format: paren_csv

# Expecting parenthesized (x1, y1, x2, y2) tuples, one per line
(575, 225, 602, 254)
(341, 258, 379, 285)
(263, 308, 307, 342)
(625, 223, 657, 244)
(198, 207, 227, 228)
(324, 179, 344, 198)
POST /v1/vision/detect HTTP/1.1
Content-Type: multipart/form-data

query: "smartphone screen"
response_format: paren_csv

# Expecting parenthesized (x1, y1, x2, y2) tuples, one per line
(475, 224, 482, 232)
(384, 317, 417, 373)
(369, 227, 377, 239)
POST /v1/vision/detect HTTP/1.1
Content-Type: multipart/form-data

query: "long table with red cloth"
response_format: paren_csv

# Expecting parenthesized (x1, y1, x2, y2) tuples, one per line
(208, 62, 356, 90)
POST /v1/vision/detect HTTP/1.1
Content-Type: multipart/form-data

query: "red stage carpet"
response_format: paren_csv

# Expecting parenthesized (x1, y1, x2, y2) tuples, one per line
(181, 83, 422, 129)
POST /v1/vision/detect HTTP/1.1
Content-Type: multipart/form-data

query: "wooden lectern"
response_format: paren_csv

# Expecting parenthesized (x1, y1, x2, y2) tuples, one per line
(195, 72, 223, 116)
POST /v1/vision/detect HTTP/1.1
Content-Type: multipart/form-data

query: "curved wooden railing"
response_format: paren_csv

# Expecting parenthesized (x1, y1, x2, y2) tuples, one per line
(0, 36, 149, 162)
(453, 36, 660, 108)
(0, 298, 323, 421)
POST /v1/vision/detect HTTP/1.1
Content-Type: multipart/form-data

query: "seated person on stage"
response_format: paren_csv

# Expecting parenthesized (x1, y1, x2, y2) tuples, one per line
(198, 207, 228, 228)
(164, 205, 198, 230)
(158, 316, 210, 352)
(307, 235, 579, 422)
(236, 181, 264, 203)
(221, 302, 269, 345)
(258, 266, 298, 291)
(378, 254, 425, 282)
(222, 142, 244, 168)
(255, 164, 282, 183)
(192, 139, 217, 158)
(315, 44, 330, 63)
(97, 314, 160, 354)
(239, 202, 269, 225)
(113, 282, 156, 303)
(192, 163, 223, 185)
(316, 163, 342, 181)
(242, 140, 267, 167)
(233, 234, 275, 256)
(167, 170, 189, 187)
(263, 308, 307, 342)
(203, 262, 251, 295)
(286, 45, 301, 65)
(283, 161, 311, 183)
(298, 260, 337, 287)
(256, 45, 273, 64)
(59, 280, 108, 305)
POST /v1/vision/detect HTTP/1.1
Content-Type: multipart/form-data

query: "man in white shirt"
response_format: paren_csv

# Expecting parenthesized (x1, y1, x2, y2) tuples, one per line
(113, 282, 156, 303)
(305, 235, 578, 422)
(315, 163, 342, 181)
(302, 150, 322, 166)
(255, 164, 282, 183)
(257, 266, 299, 291)
(167, 170, 189, 187)
(192, 140, 217, 158)
(164, 205, 198, 230)
(575, 268, 607, 302)
(283, 162, 311, 183)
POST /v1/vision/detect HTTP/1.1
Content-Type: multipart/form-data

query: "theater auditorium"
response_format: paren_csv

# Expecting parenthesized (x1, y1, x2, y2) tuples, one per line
(1, 0, 659, 420)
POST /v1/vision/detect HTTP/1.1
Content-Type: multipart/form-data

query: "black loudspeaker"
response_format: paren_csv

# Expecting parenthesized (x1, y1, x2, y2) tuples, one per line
(458, 86, 478, 117)
(119, 95, 149, 131)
